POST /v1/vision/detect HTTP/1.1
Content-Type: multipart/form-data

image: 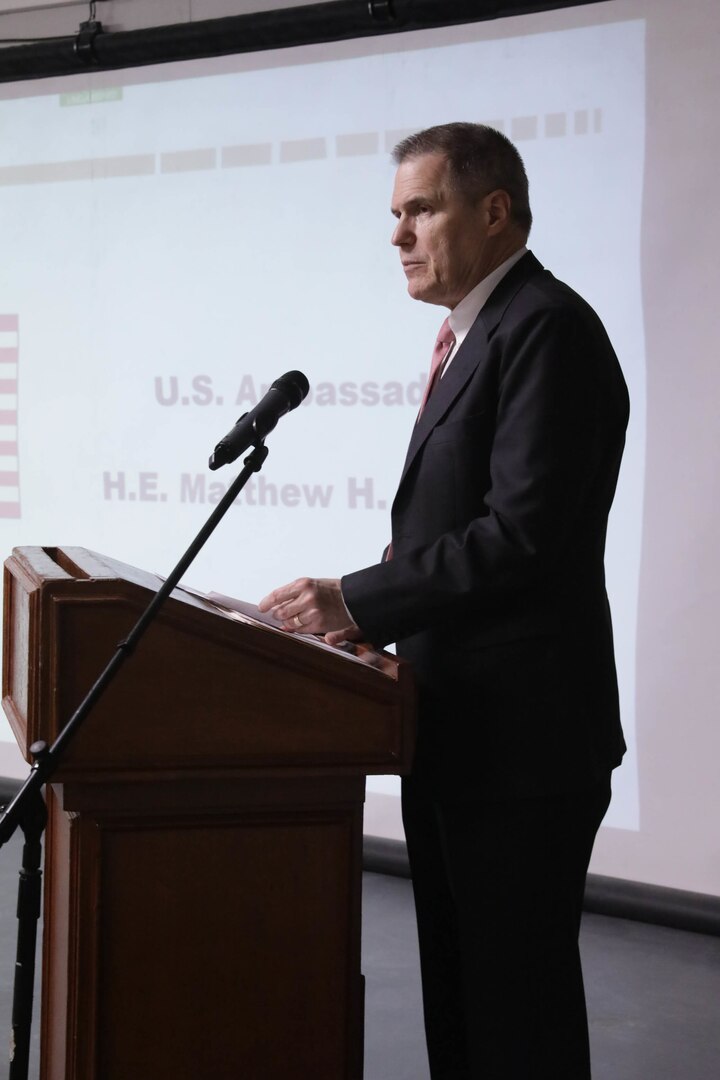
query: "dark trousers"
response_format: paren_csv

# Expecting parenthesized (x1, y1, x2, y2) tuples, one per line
(401, 772, 612, 1080)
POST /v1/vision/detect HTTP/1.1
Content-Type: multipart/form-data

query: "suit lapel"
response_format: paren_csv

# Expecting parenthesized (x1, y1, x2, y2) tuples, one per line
(397, 251, 544, 490)
(398, 321, 488, 485)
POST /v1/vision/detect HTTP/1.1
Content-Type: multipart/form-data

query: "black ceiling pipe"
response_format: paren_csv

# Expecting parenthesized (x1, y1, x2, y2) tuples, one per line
(0, 0, 612, 85)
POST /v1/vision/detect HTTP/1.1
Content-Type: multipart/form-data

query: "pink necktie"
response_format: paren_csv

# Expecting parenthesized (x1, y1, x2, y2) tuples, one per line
(417, 317, 456, 419)
(385, 319, 457, 562)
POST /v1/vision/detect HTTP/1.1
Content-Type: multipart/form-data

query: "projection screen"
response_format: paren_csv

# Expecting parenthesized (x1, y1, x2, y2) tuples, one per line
(1, 0, 718, 898)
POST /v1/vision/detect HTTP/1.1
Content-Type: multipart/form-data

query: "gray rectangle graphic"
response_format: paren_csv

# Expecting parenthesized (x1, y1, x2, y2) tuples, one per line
(160, 149, 217, 173)
(280, 138, 327, 163)
(222, 143, 273, 168)
(336, 133, 380, 157)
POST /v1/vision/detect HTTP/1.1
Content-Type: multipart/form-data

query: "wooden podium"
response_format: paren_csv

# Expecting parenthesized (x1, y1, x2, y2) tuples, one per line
(2, 546, 415, 1080)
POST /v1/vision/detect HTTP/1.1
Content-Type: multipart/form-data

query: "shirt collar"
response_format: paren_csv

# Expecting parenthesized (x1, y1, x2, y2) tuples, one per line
(448, 246, 528, 350)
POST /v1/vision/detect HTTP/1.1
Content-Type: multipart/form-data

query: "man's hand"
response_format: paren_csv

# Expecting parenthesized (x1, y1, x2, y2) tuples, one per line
(258, 577, 363, 646)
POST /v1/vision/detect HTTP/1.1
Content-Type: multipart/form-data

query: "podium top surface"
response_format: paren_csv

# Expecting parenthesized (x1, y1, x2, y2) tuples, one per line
(2, 546, 415, 783)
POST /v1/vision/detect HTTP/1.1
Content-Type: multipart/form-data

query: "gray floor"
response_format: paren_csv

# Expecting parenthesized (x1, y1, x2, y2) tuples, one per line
(0, 832, 718, 1078)
(362, 872, 720, 1080)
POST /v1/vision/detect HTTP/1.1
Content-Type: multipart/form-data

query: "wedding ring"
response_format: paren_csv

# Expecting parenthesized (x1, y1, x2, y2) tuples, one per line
(293, 614, 304, 629)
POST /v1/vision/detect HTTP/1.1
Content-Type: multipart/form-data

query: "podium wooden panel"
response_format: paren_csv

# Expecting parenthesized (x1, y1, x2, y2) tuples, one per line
(2, 546, 415, 1080)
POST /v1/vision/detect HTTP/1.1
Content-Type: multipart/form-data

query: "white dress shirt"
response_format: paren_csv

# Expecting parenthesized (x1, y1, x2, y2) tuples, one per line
(442, 246, 528, 375)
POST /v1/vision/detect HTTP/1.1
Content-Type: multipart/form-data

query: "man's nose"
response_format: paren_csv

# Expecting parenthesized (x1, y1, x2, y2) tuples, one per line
(391, 218, 413, 247)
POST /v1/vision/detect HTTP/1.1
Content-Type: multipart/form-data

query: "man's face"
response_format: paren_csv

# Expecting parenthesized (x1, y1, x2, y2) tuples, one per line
(391, 152, 498, 309)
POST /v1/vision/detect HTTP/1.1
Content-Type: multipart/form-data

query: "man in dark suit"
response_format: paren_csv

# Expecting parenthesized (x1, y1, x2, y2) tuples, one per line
(260, 123, 628, 1079)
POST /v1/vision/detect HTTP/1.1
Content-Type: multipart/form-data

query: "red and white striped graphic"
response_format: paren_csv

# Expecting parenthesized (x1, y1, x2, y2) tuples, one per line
(0, 315, 20, 519)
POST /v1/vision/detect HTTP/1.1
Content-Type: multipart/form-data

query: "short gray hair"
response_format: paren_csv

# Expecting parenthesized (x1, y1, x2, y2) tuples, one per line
(392, 122, 532, 235)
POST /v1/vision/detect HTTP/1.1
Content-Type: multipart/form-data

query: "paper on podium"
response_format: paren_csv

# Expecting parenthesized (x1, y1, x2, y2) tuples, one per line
(173, 584, 394, 673)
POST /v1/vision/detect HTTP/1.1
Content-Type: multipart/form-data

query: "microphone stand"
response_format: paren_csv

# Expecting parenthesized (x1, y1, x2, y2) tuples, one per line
(0, 440, 270, 1080)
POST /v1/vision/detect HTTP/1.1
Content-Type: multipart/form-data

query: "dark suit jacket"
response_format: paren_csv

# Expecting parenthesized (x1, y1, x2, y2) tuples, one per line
(342, 252, 629, 800)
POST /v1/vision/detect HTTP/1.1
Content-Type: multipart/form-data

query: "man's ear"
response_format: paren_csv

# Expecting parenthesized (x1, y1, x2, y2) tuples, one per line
(484, 189, 512, 234)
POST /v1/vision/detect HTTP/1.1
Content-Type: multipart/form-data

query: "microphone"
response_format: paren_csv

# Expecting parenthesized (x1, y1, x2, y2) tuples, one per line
(208, 370, 310, 470)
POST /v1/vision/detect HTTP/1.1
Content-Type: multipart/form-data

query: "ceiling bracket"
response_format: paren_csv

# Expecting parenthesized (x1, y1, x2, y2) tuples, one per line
(368, 1, 397, 24)
(74, 18, 103, 65)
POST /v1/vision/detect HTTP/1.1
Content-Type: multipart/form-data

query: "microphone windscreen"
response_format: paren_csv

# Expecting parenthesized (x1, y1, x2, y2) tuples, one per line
(271, 370, 310, 409)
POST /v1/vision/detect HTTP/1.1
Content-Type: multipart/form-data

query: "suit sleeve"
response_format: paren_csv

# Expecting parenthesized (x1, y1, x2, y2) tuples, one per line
(341, 302, 628, 648)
